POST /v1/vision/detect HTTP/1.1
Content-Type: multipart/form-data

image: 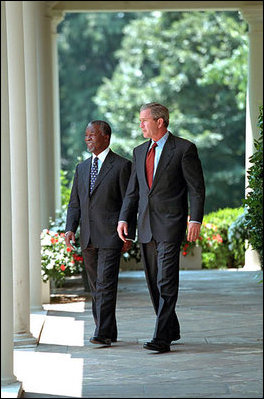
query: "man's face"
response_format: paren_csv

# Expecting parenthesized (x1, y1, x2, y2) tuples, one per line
(139, 108, 159, 139)
(85, 125, 109, 155)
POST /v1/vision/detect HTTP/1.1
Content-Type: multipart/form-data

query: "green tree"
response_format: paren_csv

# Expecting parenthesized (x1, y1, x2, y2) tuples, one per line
(94, 11, 248, 212)
(57, 12, 143, 178)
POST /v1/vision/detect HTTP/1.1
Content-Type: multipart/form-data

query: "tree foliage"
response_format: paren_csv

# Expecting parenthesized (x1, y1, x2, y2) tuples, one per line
(58, 11, 248, 213)
(58, 12, 142, 175)
(94, 11, 247, 212)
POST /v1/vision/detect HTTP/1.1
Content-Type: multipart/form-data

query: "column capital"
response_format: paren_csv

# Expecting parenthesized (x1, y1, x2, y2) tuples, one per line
(240, 5, 263, 33)
(46, 8, 65, 33)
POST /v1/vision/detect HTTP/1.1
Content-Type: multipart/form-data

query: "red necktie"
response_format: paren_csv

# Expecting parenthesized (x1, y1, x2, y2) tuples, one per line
(146, 142, 157, 188)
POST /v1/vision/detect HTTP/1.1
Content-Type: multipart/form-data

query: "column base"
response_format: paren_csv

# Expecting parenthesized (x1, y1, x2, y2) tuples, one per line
(243, 245, 262, 270)
(41, 279, 50, 304)
(1, 381, 23, 398)
(13, 332, 37, 348)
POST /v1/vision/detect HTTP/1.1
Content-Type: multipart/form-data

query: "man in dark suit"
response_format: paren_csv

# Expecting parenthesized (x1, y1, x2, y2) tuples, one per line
(65, 120, 135, 346)
(118, 103, 205, 353)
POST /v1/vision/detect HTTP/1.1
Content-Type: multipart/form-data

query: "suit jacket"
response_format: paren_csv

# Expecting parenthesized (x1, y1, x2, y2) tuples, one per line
(66, 150, 135, 250)
(119, 132, 205, 244)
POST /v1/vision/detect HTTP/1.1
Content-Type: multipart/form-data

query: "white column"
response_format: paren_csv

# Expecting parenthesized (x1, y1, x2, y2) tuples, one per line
(50, 11, 65, 213)
(36, 5, 63, 229)
(23, 1, 42, 311)
(240, 6, 263, 270)
(241, 6, 263, 178)
(1, 1, 21, 391)
(35, 3, 64, 303)
(5, 1, 36, 346)
(35, 1, 50, 228)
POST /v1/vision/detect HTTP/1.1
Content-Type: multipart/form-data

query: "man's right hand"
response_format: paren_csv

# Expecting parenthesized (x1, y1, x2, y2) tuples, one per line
(65, 231, 76, 250)
(117, 221, 129, 242)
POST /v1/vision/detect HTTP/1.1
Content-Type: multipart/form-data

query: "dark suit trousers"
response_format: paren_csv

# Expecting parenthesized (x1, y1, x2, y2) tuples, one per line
(141, 240, 181, 344)
(82, 244, 121, 340)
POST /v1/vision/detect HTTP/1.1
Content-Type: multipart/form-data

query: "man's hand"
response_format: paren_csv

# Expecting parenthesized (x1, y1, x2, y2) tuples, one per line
(117, 221, 129, 242)
(187, 222, 201, 242)
(65, 231, 76, 250)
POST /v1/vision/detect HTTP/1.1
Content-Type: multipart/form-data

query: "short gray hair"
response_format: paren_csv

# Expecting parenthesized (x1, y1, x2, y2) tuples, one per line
(140, 102, 169, 127)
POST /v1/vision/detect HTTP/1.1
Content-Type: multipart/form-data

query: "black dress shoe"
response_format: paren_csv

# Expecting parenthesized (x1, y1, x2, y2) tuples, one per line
(111, 338, 117, 342)
(90, 336, 111, 346)
(170, 335, 181, 342)
(143, 340, 170, 353)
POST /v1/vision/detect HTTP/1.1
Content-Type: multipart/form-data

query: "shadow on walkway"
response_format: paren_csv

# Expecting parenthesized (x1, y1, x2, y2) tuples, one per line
(16, 269, 263, 398)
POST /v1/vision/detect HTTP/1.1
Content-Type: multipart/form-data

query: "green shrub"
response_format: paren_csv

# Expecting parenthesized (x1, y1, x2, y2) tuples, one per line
(242, 105, 263, 268)
(201, 207, 245, 269)
(228, 209, 248, 265)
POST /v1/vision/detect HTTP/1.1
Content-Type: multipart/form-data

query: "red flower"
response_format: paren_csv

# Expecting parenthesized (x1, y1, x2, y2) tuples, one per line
(60, 264, 66, 271)
(182, 251, 187, 256)
(66, 247, 71, 252)
(212, 234, 223, 243)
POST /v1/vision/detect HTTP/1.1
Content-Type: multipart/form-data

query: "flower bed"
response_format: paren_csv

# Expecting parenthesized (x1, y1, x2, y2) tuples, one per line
(41, 207, 246, 286)
(41, 228, 83, 287)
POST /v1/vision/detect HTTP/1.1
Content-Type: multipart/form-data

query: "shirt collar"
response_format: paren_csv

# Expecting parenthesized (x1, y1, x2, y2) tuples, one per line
(151, 131, 169, 147)
(92, 147, 110, 163)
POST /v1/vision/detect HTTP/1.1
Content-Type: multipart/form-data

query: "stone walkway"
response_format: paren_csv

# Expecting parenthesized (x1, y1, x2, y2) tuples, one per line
(14, 269, 263, 398)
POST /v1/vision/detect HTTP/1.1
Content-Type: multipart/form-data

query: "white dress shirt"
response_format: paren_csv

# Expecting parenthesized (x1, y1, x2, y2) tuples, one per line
(91, 147, 110, 173)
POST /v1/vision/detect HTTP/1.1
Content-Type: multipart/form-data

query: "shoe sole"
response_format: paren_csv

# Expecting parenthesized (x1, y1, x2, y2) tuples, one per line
(90, 339, 111, 346)
(143, 345, 170, 353)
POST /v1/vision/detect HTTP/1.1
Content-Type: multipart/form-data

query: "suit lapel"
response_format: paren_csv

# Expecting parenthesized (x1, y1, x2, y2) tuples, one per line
(82, 157, 92, 197)
(138, 141, 151, 190)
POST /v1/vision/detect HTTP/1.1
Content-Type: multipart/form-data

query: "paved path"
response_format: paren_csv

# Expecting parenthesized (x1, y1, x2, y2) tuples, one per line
(15, 269, 263, 398)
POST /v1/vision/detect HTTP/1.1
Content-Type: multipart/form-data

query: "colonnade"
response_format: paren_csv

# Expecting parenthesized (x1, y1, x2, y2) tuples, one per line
(1, 1, 61, 394)
(1, 1, 263, 396)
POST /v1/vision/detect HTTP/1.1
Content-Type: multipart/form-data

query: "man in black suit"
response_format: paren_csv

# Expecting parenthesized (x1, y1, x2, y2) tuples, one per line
(65, 120, 135, 346)
(118, 103, 205, 353)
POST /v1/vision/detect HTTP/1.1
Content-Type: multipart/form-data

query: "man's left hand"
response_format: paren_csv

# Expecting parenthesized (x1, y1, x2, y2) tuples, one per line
(187, 222, 201, 242)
